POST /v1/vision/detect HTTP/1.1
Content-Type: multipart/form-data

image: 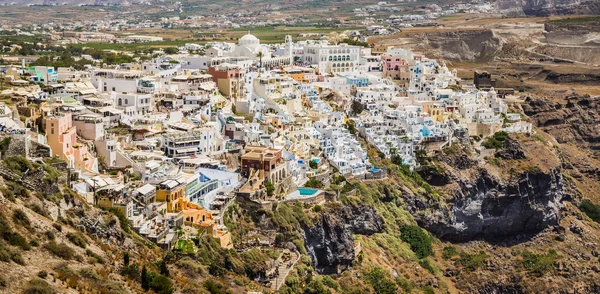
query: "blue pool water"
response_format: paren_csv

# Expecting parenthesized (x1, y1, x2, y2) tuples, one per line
(297, 187, 319, 196)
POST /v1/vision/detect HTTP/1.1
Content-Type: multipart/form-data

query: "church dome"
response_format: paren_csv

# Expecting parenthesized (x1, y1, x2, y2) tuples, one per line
(239, 34, 259, 46)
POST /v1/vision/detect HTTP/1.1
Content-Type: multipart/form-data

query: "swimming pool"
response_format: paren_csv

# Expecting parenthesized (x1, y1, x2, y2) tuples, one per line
(297, 187, 319, 196)
(287, 187, 321, 199)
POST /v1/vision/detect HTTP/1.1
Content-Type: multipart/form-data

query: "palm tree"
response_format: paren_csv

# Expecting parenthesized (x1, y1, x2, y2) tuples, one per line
(256, 51, 264, 69)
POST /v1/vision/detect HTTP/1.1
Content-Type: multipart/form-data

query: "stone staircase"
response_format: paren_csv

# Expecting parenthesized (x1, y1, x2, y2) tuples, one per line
(269, 250, 300, 291)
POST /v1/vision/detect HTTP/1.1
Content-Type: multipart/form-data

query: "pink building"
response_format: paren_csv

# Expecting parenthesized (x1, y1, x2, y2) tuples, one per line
(44, 112, 98, 173)
(382, 55, 411, 88)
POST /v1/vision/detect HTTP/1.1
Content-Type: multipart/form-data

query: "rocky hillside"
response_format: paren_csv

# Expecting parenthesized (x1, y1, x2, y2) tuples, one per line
(3, 94, 600, 294)
(496, 0, 600, 16)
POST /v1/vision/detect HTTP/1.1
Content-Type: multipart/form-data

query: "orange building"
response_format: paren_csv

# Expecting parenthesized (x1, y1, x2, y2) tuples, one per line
(208, 64, 245, 99)
(156, 178, 232, 248)
(44, 112, 98, 172)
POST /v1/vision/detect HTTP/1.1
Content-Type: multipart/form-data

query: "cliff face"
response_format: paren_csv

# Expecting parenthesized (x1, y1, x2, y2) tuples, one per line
(419, 30, 504, 61)
(302, 205, 383, 274)
(414, 169, 563, 243)
(523, 94, 600, 149)
(496, 0, 600, 16)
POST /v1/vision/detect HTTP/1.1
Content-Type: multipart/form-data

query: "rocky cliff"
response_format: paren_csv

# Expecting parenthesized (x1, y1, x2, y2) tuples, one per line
(419, 30, 504, 61)
(496, 0, 600, 16)
(408, 168, 564, 243)
(523, 94, 600, 149)
(302, 205, 383, 274)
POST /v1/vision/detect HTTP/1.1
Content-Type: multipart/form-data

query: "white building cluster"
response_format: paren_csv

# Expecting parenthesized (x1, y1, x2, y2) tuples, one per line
(2, 33, 532, 217)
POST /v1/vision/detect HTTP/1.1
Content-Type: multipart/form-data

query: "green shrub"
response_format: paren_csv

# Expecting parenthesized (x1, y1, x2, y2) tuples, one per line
(304, 178, 323, 189)
(264, 180, 275, 196)
(457, 250, 488, 271)
(27, 203, 49, 218)
(12, 209, 31, 230)
(0, 186, 15, 202)
(419, 258, 436, 274)
(121, 264, 140, 280)
(580, 199, 600, 223)
(6, 181, 29, 198)
(44, 241, 76, 260)
(148, 272, 173, 294)
(395, 277, 413, 293)
(66, 232, 87, 248)
(54, 263, 79, 289)
(400, 225, 432, 259)
(7, 232, 30, 250)
(482, 131, 509, 149)
(108, 208, 130, 233)
(0, 240, 24, 264)
(312, 205, 323, 213)
(86, 249, 105, 264)
(203, 279, 228, 294)
(3, 155, 33, 176)
(176, 256, 205, 277)
(208, 263, 227, 277)
(304, 276, 332, 294)
(423, 285, 435, 294)
(42, 165, 62, 185)
(321, 275, 340, 291)
(442, 246, 458, 260)
(365, 267, 397, 294)
(341, 183, 355, 193)
(522, 249, 558, 276)
(23, 278, 55, 294)
(0, 213, 10, 238)
(0, 137, 11, 156)
(443, 144, 461, 155)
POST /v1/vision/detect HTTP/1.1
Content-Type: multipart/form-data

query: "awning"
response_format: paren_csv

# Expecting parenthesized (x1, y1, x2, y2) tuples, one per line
(175, 147, 197, 154)
(99, 107, 124, 114)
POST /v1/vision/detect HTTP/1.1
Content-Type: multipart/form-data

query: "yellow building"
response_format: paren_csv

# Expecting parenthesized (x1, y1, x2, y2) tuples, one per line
(285, 68, 304, 82)
(156, 178, 233, 248)
(430, 105, 446, 123)
(156, 179, 187, 212)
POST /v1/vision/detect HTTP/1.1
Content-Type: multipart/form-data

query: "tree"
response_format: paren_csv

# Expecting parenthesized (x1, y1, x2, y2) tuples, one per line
(164, 47, 178, 55)
(256, 51, 264, 68)
(264, 180, 275, 196)
(345, 120, 357, 135)
(309, 160, 318, 169)
(141, 266, 149, 291)
(159, 260, 170, 277)
(304, 178, 323, 189)
(149, 273, 173, 294)
(365, 267, 397, 294)
(400, 225, 432, 259)
(351, 100, 364, 115)
(123, 252, 130, 266)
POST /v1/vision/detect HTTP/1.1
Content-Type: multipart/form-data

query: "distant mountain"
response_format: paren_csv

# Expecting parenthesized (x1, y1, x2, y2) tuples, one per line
(495, 0, 600, 16)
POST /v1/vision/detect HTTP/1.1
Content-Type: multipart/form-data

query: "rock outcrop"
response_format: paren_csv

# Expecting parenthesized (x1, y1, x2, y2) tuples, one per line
(523, 94, 600, 149)
(497, 0, 600, 16)
(494, 137, 526, 160)
(302, 205, 383, 274)
(406, 169, 564, 243)
(411, 30, 504, 61)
